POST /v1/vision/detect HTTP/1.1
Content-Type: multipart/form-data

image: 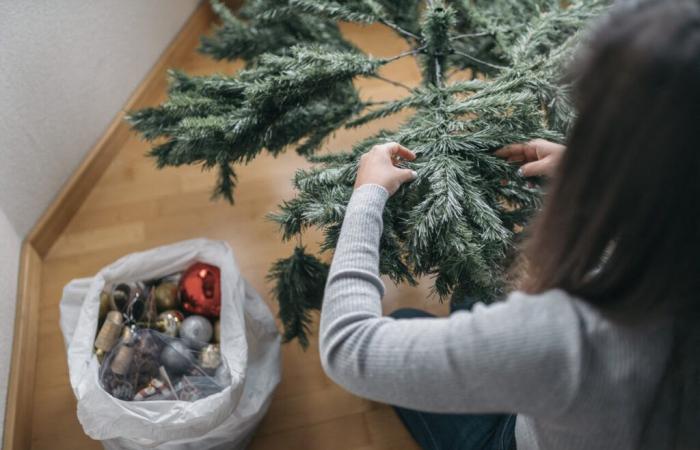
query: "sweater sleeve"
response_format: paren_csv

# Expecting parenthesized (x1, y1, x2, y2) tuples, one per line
(319, 184, 587, 418)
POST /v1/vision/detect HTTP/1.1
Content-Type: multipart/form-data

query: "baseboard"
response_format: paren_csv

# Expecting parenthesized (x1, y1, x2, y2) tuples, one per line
(3, 244, 41, 450)
(2, 2, 216, 449)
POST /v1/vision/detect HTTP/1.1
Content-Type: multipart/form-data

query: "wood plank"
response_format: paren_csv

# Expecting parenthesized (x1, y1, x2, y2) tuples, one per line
(256, 386, 376, 436)
(248, 413, 372, 450)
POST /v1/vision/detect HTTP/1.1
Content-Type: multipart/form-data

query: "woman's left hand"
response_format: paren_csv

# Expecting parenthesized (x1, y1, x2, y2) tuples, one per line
(355, 142, 418, 195)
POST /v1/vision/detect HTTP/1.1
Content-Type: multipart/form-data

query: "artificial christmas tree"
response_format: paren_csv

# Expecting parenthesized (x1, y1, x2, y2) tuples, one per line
(129, 0, 609, 346)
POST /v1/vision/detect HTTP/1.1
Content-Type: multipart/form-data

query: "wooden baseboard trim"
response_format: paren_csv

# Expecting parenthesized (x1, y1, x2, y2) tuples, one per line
(3, 3, 216, 449)
(3, 243, 42, 450)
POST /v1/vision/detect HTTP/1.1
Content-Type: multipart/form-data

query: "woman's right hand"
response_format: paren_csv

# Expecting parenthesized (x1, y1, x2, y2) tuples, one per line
(494, 139, 565, 178)
(355, 142, 417, 195)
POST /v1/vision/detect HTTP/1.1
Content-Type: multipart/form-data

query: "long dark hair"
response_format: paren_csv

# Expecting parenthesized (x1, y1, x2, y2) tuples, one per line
(523, 0, 700, 314)
(521, 1, 700, 447)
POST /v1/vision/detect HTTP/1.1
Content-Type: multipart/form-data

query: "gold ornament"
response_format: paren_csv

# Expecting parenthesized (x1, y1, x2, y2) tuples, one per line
(110, 344, 135, 376)
(156, 310, 184, 337)
(95, 311, 123, 357)
(154, 282, 180, 312)
(121, 325, 135, 342)
(99, 291, 111, 322)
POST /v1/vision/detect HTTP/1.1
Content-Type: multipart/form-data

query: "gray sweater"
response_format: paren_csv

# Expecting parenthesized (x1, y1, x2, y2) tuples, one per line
(319, 184, 674, 450)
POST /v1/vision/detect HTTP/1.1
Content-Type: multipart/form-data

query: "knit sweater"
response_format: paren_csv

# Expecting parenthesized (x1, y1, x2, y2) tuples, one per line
(319, 184, 674, 450)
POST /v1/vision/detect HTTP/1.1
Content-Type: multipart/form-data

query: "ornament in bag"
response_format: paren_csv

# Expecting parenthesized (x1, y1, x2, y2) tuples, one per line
(180, 262, 221, 318)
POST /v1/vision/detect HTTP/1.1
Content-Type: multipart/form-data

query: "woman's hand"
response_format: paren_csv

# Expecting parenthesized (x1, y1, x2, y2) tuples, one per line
(355, 142, 418, 195)
(494, 139, 565, 178)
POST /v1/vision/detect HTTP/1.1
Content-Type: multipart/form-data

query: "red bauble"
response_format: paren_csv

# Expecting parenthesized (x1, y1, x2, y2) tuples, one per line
(179, 263, 221, 318)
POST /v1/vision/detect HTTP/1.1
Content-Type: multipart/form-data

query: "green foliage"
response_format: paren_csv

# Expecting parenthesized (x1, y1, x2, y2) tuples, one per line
(200, 0, 352, 61)
(128, 46, 379, 201)
(130, 0, 609, 345)
(267, 246, 329, 347)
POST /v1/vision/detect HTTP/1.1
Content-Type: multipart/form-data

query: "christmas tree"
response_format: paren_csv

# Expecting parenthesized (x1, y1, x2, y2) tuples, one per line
(129, 0, 608, 347)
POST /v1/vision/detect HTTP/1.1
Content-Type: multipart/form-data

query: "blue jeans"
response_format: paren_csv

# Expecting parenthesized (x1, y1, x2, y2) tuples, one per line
(389, 306, 517, 450)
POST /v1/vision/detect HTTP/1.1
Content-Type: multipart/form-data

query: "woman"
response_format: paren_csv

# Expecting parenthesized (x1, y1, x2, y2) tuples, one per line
(319, 1, 700, 449)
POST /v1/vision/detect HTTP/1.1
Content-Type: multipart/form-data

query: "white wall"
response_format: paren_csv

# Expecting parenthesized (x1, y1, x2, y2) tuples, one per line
(0, 0, 200, 236)
(0, 0, 200, 441)
(0, 209, 20, 444)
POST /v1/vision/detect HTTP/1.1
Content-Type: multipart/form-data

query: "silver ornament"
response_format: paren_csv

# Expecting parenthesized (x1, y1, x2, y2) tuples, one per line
(160, 340, 193, 375)
(180, 315, 213, 348)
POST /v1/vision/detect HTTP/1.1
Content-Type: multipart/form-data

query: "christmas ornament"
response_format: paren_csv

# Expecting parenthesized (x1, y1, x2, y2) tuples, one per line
(110, 344, 135, 376)
(180, 315, 213, 348)
(125, 286, 149, 323)
(213, 320, 221, 343)
(111, 282, 150, 323)
(180, 263, 221, 318)
(111, 283, 139, 312)
(121, 325, 135, 342)
(99, 291, 111, 322)
(133, 378, 172, 401)
(199, 344, 221, 371)
(134, 358, 161, 393)
(133, 330, 162, 359)
(154, 282, 180, 312)
(127, 297, 144, 323)
(109, 377, 135, 401)
(95, 311, 124, 359)
(156, 310, 184, 337)
(136, 338, 161, 394)
(95, 268, 232, 402)
(176, 377, 203, 402)
(142, 287, 159, 327)
(160, 340, 194, 375)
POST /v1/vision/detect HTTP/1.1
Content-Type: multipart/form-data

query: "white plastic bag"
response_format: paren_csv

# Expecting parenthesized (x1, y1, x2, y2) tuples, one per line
(60, 238, 281, 450)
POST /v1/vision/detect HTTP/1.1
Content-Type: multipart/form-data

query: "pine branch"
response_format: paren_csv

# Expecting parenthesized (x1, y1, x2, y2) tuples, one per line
(287, 0, 379, 23)
(383, 45, 427, 63)
(371, 75, 413, 92)
(421, 2, 455, 86)
(452, 50, 508, 71)
(130, 0, 611, 345)
(267, 246, 329, 348)
(201, 0, 354, 61)
(450, 31, 491, 41)
(346, 90, 437, 128)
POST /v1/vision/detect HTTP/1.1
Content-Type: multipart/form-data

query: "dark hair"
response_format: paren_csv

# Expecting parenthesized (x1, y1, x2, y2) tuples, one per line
(521, 1, 700, 448)
(523, 0, 700, 316)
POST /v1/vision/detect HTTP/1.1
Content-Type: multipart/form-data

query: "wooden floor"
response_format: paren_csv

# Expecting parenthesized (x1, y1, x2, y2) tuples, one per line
(30, 22, 451, 450)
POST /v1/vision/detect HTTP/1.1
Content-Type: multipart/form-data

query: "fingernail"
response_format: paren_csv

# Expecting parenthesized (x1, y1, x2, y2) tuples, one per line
(411, 170, 418, 180)
(517, 168, 524, 177)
